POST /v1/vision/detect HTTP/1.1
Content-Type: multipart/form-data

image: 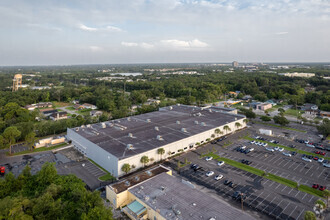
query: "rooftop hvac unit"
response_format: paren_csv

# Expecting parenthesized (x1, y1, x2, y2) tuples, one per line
(194, 121, 199, 124)
(235, 117, 237, 120)
(128, 133, 133, 138)
(146, 119, 151, 123)
(144, 195, 150, 201)
(169, 106, 173, 110)
(176, 120, 180, 124)
(126, 144, 134, 150)
(146, 170, 152, 176)
(209, 109, 212, 113)
(181, 128, 187, 132)
(125, 181, 130, 186)
(101, 123, 106, 128)
(127, 117, 131, 121)
(157, 135, 163, 141)
(177, 103, 181, 106)
(75, 128, 79, 131)
(154, 126, 159, 131)
(86, 124, 91, 128)
(135, 176, 140, 181)
(201, 122, 206, 126)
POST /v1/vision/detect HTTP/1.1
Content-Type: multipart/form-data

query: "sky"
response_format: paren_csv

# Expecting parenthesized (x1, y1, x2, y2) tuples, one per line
(0, 0, 330, 65)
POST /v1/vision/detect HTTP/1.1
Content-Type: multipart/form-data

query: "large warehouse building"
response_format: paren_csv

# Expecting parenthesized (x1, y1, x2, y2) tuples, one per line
(67, 104, 246, 177)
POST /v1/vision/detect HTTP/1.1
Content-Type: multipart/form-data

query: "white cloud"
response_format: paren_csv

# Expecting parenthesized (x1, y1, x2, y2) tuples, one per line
(78, 24, 122, 32)
(140, 42, 154, 49)
(89, 46, 103, 52)
(276, 32, 289, 35)
(121, 42, 139, 47)
(160, 39, 209, 49)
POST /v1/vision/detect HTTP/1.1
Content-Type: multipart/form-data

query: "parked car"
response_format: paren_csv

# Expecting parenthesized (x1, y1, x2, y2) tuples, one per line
(289, 145, 296, 148)
(318, 158, 324, 163)
(191, 164, 198, 169)
(206, 171, 214, 177)
(215, 174, 224, 180)
(262, 143, 268, 147)
(211, 140, 217, 144)
(312, 184, 319, 189)
(306, 143, 315, 148)
(291, 151, 297, 156)
(274, 147, 279, 151)
(302, 157, 312, 162)
(313, 156, 319, 161)
(319, 186, 326, 191)
(323, 163, 330, 168)
(278, 148, 284, 152)
(232, 191, 245, 200)
(205, 156, 213, 161)
(218, 161, 225, 166)
(320, 152, 326, 156)
(224, 180, 231, 185)
(228, 182, 237, 188)
(250, 140, 256, 144)
(283, 152, 292, 157)
(266, 147, 275, 152)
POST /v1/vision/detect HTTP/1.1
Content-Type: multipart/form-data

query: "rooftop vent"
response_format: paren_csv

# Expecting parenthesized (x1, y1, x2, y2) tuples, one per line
(127, 117, 131, 121)
(75, 128, 79, 131)
(181, 128, 187, 132)
(169, 106, 173, 110)
(161, 186, 166, 191)
(177, 104, 181, 106)
(192, 203, 197, 206)
(201, 122, 206, 126)
(128, 133, 133, 138)
(176, 120, 180, 124)
(140, 186, 144, 190)
(154, 126, 159, 131)
(146, 170, 152, 176)
(194, 121, 199, 125)
(86, 124, 91, 128)
(146, 119, 151, 123)
(125, 181, 130, 186)
(235, 117, 237, 120)
(126, 144, 134, 150)
(197, 112, 202, 116)
(134, 176, 140, 181)
(101, 123, 106, 128)
(144, 195, 150, 201)
(157, 135, 163, 141)
(209, 109, 212, 113)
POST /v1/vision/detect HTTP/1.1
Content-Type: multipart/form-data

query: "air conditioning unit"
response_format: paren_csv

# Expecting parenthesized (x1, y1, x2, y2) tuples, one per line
(176, 121, 180, 124)
(154, 126, 159, 131)
(181, 128, 187, 132)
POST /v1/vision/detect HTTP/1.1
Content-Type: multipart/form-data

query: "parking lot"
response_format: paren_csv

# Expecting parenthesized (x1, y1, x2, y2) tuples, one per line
(166, 125, 327, 220)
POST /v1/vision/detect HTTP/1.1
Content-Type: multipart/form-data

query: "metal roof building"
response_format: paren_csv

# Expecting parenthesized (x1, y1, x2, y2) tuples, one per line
(67, 105, 246, 177)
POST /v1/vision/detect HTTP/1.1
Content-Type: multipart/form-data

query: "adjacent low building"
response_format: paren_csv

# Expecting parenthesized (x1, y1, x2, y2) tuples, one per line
(278, 72, 315, 78)
(67, 105, 246, 177)
(49, 111, 68, 121)
(106, 165, 254, 220)
(256, 103, 272, 111)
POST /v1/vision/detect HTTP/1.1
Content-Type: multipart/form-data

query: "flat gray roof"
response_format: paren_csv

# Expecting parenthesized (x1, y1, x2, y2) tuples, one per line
(129, 172, 254, 220)
(69, 105, 245, 160)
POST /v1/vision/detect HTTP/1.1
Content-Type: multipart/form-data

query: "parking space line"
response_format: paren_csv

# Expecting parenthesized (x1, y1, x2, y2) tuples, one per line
(294, 191, 300, 197)
(287, 188, 294, 195)
(268, 181, 276, 187)
(293, 164, 301, 171)
(286, 205, 297, 220)
(250, 192, 264, 204)
(299, 164, 308, 173)
(255, 194, 271, 209)
(318, 169, 326, 178)
(281, 161, 291, 168)
(262, 196, 276, 212)
(296, 208, 305, 220)
(274, 183, 281, 190)
(281, 186, 287, 192)
(280, 201, 291, 215)
(287, 162, 296, 169)
(308, 195, 314, 203)
(277, 159, 286, 166)
(269, 199, 283, 215)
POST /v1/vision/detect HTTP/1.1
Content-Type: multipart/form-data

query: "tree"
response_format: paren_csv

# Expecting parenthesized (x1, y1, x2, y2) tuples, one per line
(243, 118, 249, 124)
(25, 132, 36, 151)
(214, 128, 223, 137)
(317, 118, 330, 137)
(304, 211, 316, 220)
(140, 156, 149, 167)
(260, 115, 271, 122)
(121, 164, 131, 175)
(273, 116, 289, 126)
(323, 189, 330, 208)
(223, 125, 231, 134)
(278, 108, 285, 116)
(157, 148, 165, 160)
(2, 126, 21, 155)
(235, 122, 242, 130)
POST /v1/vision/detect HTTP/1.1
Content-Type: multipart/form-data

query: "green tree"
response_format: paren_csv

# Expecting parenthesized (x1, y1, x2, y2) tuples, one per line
(260, 115, 271, 122)
(140, 156, 150, 167)
(304, 211, 316, 220)
(25, 132, 36, 151)
(214, 128, 223, 137)
(121, 164, 131, 175)
(235, 122, 242, 130)
(223, 125, 231, 134)
(157, 148, 165, 160)
(323, 189, 330, 208)
(2, 126, 21, 155)
(273, 116, 289, 126)
(317, 118, 330, 137)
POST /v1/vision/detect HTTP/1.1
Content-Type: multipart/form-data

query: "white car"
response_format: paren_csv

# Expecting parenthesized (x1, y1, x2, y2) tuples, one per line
(262, 143, 268, 147)
(241, 146, 246, 149)
(306, 144, 315, 148)
(218, 161, 225, 166)
(278, 148, 284, 152)
(274, 147, 279, 151)
(302, 157, 312, 162)
(266, 148, 275, 152)
(205, 156, 213, 161)
(206, 171, 214, 177)
(318, 158, 324, 163)
(270, 140, 275, 143)
(255, 136, 260, 139)
(283, 152, 292, 157)
(323, 163, 330, 168)
(214, 174, 223, 180)
(249, 148, 255, 152)
(251, 141, 256, 144)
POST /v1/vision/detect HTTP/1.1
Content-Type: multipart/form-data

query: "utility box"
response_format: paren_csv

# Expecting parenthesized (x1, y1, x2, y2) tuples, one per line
(259, 129, 272, 136)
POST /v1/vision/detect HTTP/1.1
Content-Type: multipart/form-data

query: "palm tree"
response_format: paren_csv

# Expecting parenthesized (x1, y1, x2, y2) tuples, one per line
(323, 189, 330, 208)
(157, 148, 165, 160)
(223, 125, 231, 134)
(243, 118, 248, 124)
(140, 156, 150, 167)
(214, 128, 222, 137)
(235, 122, 242, 130)
(211, 134, 215, 139)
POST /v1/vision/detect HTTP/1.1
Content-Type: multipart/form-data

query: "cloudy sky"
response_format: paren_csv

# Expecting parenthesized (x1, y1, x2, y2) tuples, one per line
(1, 0, 329, 65)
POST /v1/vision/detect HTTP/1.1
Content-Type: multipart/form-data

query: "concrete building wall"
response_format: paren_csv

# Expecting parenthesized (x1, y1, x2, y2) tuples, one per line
(117, 118, 246, 176)
(67, 128, 119, 177)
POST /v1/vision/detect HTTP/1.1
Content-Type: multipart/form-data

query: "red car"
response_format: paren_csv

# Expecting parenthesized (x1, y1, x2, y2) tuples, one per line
(314, 156, 319, 160)
(0, 166, 5, 176)
(319, 186, 326, 191)
(320, 152, 326, 156)
(315, 151, 320, 154)
(312, 184, 319, 189)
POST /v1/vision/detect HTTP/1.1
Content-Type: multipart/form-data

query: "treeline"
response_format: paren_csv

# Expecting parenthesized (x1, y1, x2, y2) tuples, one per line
(0, 163, 113, 219)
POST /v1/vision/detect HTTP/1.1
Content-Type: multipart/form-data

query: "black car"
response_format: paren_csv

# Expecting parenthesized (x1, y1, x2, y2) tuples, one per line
(307, 155, 313, 159)
(211, 140, 217, 144)
(194, 166, 202, 172)
(224, 180, 231, 185)
(289, 145, 296, 148)
(245, 160, 252, 165)
(228, 182, 237, 188)
(291, 151, 297, 156)
(232, 191, 241, 199)
(235, 147, 241, 152)
(241, 159, 247, 164)
(191, 164, 197, 169)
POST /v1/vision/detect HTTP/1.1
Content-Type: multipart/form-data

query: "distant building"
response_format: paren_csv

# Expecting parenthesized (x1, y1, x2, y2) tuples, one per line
(12, 74, 22, 92)
(40, 109, 58, 117)
(232, 61, 239, 67)
(90, 110, 103, 117)
(301, 103, 318, 111)
(265, 100, 277, 106)
(242, 95, 252, 102)
(49, 111, 68, 121)
(82, 103, 97, 110)
(278, 72, 315, 78)
(31, 86, 51, 90)
(256, 103, 272, 111)
(106, 166, 254, 220)
(34, 136, 66, 148)
(25, 102, 53, 111)
(319, 111, 330, 118)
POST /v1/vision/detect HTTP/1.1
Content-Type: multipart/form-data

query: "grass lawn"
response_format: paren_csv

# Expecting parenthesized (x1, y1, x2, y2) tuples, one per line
(244, 136, 330, 160)
(265, 173, 297, 188)
(88, 159, 116, 181)
(298, 185, 325, 198)
(254, 121, 306, 133)
(77, 109, 92, 116)
(284, 109, 304, 117)
(66, 106, 75, 111)
(10, 143, 69, 156)
(53, 101, 71, 107)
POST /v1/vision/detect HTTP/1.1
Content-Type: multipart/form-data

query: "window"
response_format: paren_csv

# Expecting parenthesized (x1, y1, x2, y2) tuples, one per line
(171, 152, 175, 155)
(184, 147, 187, 150)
